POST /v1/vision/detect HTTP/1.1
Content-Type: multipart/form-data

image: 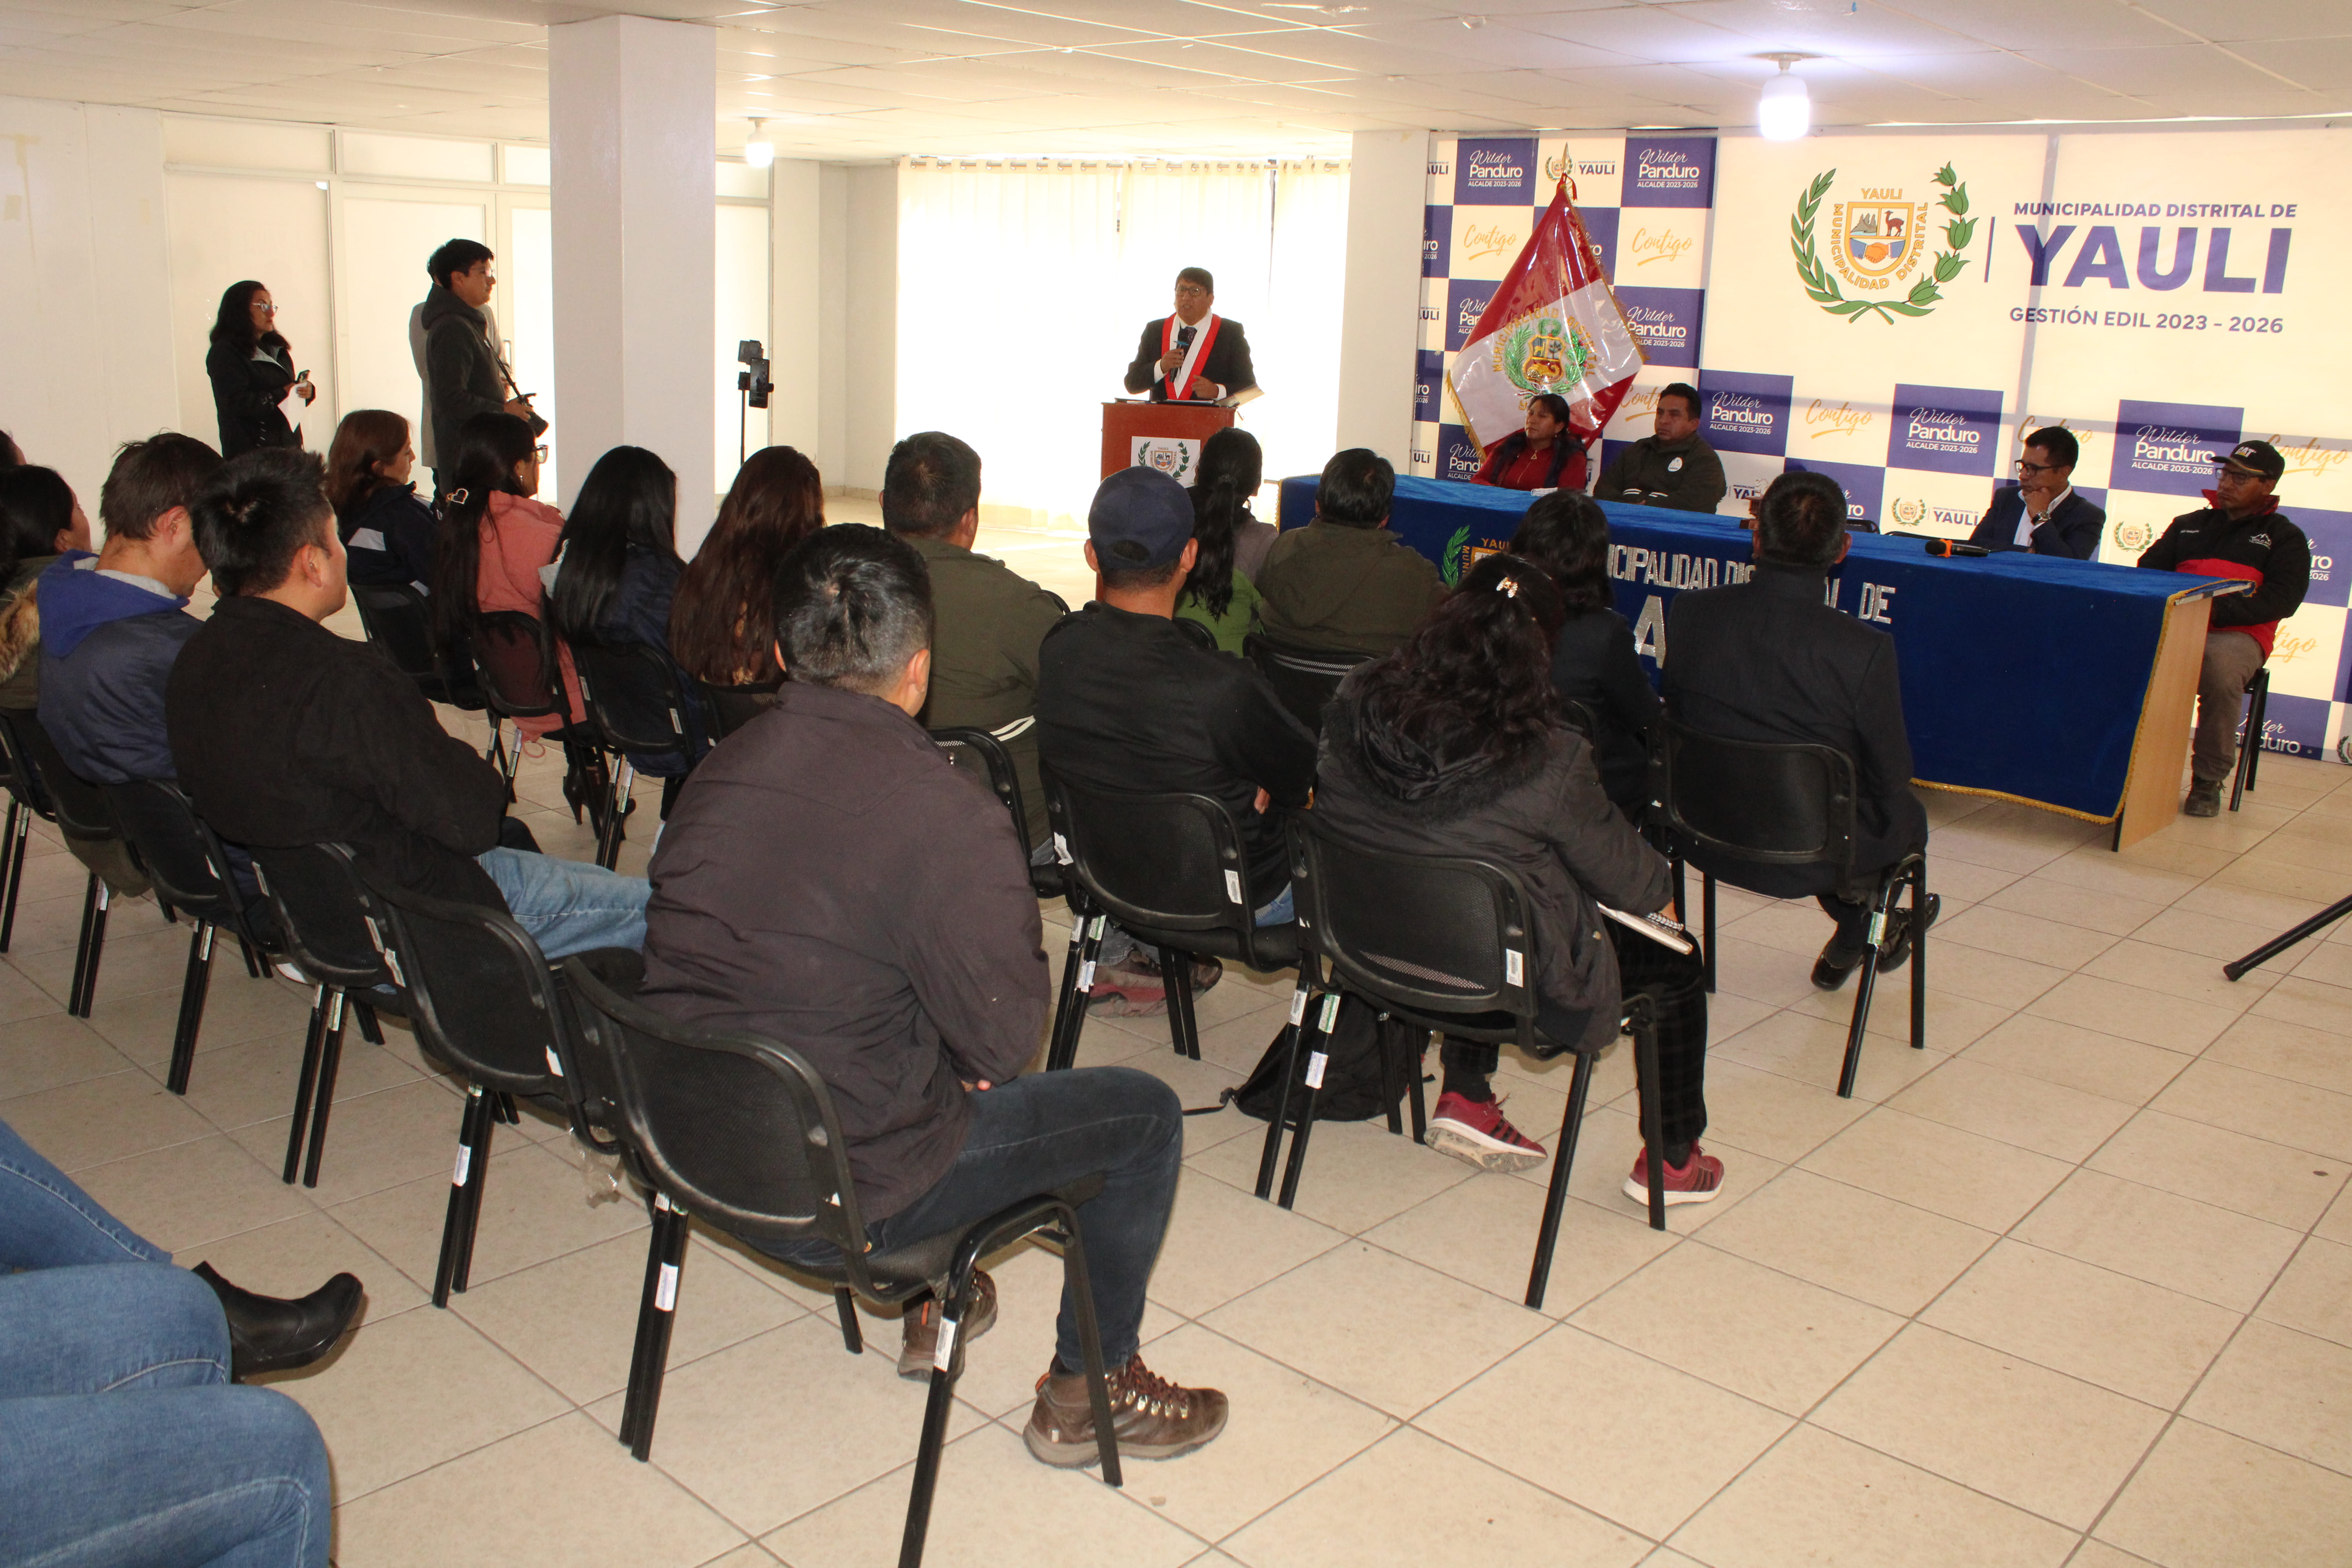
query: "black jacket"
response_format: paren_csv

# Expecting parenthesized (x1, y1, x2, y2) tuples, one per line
(1035, 602, 1315, 900)
(205, 337, 300, 459)
(638, 681, 1046, 1221)
(557, 546, 708, 777)
(1123, 316, 1256, 403)
(1551, 606, 1659, 816)
(421, 285, 543, 468)
(1312, 683, 1672, 1055)
(1969, 485, 2104, 560)
(1595, 436, 1728, 515)
(341, 484, 439, 592)
(2138, 502, 2310, 656)
(167, 596, 508, 909)
(1662, 563, 1927, 899)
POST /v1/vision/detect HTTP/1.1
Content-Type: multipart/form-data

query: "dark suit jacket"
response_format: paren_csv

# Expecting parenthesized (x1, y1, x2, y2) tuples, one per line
(1969, 485, 2104, 559)
(1124, 316, 1256, 403)
(1662, 564, 1927, 899)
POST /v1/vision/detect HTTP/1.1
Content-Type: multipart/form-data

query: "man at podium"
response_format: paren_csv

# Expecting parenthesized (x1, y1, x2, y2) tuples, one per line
(1124, 268, 1258, 404)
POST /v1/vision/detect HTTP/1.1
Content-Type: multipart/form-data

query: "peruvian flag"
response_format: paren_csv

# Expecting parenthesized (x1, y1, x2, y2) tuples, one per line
(1448, 178, 1645, 455)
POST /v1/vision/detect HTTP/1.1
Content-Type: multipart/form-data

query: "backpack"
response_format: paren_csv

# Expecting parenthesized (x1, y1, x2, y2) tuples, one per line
(1225, 994, 1429, 1124)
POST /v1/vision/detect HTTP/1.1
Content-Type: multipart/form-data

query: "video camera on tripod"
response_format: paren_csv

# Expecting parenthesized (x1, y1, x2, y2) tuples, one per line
(734, 340, 772, 463)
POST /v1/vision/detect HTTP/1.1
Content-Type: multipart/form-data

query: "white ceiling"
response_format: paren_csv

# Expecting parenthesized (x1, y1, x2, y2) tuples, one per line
(0, 0, 2348, 160)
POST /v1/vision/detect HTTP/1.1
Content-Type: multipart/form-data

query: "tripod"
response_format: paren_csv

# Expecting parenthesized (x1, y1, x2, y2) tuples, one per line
(2224, 896, 2352, 982)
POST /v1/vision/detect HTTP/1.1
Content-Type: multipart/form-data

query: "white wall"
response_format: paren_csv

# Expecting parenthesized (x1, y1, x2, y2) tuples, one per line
(768, 158, 821, 462)
(0, 97, 180, 514)
(1336, 127, 1428, 465)
(841, 162, 899, 493)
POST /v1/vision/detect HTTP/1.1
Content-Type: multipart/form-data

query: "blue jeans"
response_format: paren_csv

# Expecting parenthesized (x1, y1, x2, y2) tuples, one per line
(1253, 884, 1294, 926)
(762, 1067, 1183, 1373)
(0, 1120, 330, 1568)
(479, 847, 650, 958)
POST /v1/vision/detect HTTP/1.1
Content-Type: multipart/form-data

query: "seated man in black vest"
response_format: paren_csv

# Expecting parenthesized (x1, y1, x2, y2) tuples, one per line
(1663, 470, 1936, 988)
(1968, 425, 2104, 559)
(639, 525, 1228, 1468)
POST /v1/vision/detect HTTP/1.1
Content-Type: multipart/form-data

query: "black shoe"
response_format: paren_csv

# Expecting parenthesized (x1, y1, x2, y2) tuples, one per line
(1812, 938, 1866, 991)
(1877, 894, 1940, 975)
(192, 1263, 363, 1380)
(2183, 778, 2223, 817)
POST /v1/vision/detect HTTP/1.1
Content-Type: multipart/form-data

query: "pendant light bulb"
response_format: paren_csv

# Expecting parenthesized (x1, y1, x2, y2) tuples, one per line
(744, 119, 775, 169)
(1759, 60, 1810, 142)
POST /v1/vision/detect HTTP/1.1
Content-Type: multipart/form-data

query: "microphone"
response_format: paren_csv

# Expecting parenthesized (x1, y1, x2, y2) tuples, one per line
(1924, 539, 1991, 557)
(1176, 323, 1196, 350)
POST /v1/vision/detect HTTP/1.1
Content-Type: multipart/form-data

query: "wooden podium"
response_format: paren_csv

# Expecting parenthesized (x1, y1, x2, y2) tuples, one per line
(1101, 400, 1236, 484)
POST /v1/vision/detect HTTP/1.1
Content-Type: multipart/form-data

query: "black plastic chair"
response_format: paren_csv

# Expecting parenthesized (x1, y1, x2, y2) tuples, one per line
(2230, 667, 2270, 812)
(102, 781, 284, 1094)
(697, 678, 781, 742)
(561, 960, 1123, 1567)
(0, 709, 132, 1017)
(366, 880, 618, 1308)
(246, 843, 407, 1187)
(933, 727, 1082, 1065)
(1243, 634, 1371, 735)
(0, 709, 54, 953)
(1041, 767, 1308, 1074)
(1652, 715, 1927, 1098)
(570, 640, 704, 868)
(1279, 813, 1668, 1307)
(351, 582, 486, 714)
(470, 610, 579, 791)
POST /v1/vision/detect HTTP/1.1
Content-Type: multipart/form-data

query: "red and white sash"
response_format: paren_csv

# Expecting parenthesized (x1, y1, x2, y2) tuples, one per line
(1161, 313, 1222, 400)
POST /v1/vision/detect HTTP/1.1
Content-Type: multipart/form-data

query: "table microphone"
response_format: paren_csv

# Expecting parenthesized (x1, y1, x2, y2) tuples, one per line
(1924, 539, 1991, 557)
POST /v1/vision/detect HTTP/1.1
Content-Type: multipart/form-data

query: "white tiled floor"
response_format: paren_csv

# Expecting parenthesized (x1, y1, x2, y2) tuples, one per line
(9, 532, 2352, 1565)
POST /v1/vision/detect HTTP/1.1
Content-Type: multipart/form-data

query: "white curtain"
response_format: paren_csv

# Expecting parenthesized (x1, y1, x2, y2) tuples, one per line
(895, 161, 1125, 528)
(895, 158, 1350, 530)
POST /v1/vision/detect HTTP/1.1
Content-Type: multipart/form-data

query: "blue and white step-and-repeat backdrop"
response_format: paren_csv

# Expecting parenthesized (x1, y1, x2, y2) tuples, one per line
(1414, 128, 2352, 764)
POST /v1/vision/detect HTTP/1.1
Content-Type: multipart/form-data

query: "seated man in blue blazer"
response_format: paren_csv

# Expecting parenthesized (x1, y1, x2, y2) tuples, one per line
(1969, 426, 2104, 559)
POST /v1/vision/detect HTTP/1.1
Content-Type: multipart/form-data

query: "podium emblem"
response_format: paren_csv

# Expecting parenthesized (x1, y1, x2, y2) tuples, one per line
(1131, 437, 1200, 486)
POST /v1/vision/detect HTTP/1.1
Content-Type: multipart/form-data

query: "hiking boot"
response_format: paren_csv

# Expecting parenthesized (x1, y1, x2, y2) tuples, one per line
(2183, 778, 2224, 817)
(1425, 1091, 1547, 1173)
(1623, 1144, 1725, 1207)
(896, 1269, 997, 1379)
(1088, 962, 1168, 1017)
(1023, 1354, 1229, 1467)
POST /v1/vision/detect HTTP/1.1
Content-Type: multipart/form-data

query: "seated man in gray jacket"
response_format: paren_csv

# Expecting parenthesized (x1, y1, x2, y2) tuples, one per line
(637, 524, 1229, 1469)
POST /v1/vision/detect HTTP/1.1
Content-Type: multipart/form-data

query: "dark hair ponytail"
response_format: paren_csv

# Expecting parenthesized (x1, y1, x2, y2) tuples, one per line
(430, 411, 538, 651)
(1183, 427, 1263, 620)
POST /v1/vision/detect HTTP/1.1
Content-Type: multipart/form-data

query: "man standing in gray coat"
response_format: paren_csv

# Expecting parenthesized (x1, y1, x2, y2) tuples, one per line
(417, 238, 543, 495)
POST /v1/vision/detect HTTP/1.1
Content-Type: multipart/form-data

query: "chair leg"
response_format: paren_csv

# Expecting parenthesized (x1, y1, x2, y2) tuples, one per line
(299, 989, 349, 1189)
(1159, 944, 1199, 1061)
(1908, 864, 1929, 1052)
(351, 1002, 384, 1045)
(623, 1198, 690, 1462)
(1254, 978, 1316, 1200)
(0, 800, 25, 953)
(598, 759, 637, 870)
(1378, 1013, 1404, 1136)
(1700, 871, 1717, 994)
(1632, 1011, 1667, 1233)
(76, 876, 113, 1018)
(1277, 992, 1343, 1209)
(65, 873, 100, 1018)
(1406, 1031, 1430, 1144)
(433, 1087, 495, 1307)
(238, 934, 264, 979)
(165, 923, 216, 1095)
(619, 1191, 670, 1450)
(2247, 675, 2269, 793)
(281, 985, 330, 1184)
(1042, 906, 1093, 1072)
(1053, 1210, 1123, 1487)
(834, 1287, 864, 1354)
(1047, 915, 1106, 1073)
(1525, 1049, 1599, 1311)
(1836, 872, 1901, 1099)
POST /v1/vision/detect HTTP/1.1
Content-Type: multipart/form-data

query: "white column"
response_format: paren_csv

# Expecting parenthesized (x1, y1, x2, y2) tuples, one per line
(547, 15, 715, 524)
(1335, 128, 1429, 464)
(767, 158, 821, 459)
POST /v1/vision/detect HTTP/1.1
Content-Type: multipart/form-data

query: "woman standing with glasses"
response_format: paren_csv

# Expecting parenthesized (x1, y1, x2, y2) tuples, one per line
(205, 281, 315, 458)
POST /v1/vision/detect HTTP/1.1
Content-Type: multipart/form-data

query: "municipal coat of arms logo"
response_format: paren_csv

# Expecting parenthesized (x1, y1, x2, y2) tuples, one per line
(1492, 312, 1593, 398)
(1134, 439, 1193, 483)
(1890, 497, 1928, 528)
(1792, 162, 1976, 324)
(2114, 519, 2152, 551)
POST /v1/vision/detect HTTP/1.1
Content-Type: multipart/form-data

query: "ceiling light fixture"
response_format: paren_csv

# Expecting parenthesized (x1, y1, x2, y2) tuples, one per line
(744, 118, 774, 168)
(1757, 54, 1811, 141)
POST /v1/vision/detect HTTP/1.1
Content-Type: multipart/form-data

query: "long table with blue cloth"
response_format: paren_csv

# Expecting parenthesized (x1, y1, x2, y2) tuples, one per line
(1276, 474, 2248, 851)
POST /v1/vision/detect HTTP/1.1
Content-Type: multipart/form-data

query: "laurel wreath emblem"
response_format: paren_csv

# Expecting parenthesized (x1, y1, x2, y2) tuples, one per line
(1791, 163, 1977, 324)
(1442, 523, 1474, 586)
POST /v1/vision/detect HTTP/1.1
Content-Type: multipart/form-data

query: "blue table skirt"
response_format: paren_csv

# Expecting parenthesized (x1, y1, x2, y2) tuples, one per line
(1277, 474, 2236, 822)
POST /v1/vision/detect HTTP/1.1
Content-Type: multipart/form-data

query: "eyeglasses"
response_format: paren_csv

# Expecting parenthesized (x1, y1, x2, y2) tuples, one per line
(1174, 284, 1210, 298)
(253, 301, 278, 314)
(2013, 458, 2059, 477)
(534, 445, 549, 463)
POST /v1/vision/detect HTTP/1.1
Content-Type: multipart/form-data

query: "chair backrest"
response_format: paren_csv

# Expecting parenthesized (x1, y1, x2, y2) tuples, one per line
(352, 583, 481, 710)
(369, 880, 571, 1098)
(1559, 698, 1599, 740)
(246, 842, 396, 992)
(1243, 634, 1370, 734)
(1290, 811, 1537, 1024)
(101, 780, 239, 924)
(0, 709, 57, 820)
(570, 640, 696, 764)
(1042, 767, 1259, 943)
(4, 709, 121, 847)
(471, 610, 566, 723)
(697, 679, 780, 741)
(561, 957, 872, 1265)
(1653, 714, 1857, 874)
(928, 727, 1030, 855)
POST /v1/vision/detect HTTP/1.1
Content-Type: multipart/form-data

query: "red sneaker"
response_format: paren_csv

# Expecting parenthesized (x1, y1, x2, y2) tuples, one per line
(1087, 962, 1167, 1017)
(1425, 1091, 1548, 1173)
(1623, 1144, 1725, 1207)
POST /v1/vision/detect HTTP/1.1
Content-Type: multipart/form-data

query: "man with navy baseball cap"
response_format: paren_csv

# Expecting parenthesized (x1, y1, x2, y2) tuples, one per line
(2137, 438, 2310, 815)
(1035, 466, 1316, 953)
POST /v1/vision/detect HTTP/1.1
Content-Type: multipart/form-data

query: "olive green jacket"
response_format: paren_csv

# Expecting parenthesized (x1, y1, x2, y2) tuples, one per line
(1254, 520, 1446, 658)
(905, 533, 1067, 846)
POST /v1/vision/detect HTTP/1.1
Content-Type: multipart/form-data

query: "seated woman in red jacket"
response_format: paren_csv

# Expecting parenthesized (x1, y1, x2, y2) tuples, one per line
(1471, 392, 1586, 493)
